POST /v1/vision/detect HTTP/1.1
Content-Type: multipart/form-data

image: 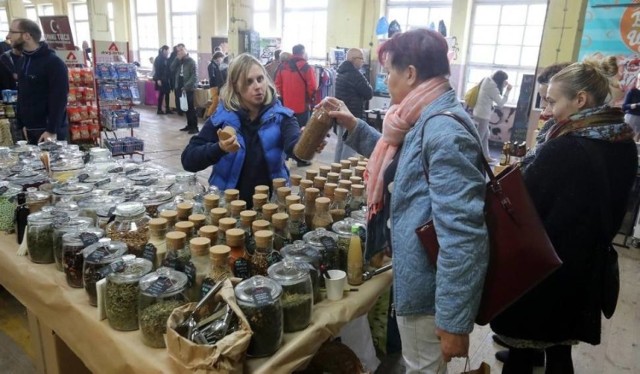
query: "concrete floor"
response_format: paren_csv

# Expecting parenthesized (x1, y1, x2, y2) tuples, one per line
(1, 105, 639, 373)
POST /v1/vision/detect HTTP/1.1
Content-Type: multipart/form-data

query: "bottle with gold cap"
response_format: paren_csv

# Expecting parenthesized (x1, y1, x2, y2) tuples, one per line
(270, 178, 287, 204)
(226, 228, 250, 279)
(188, 237, 211, 301)
(271, 212, 291, 251)
(288, 204, 308, 241)
(312, 197, 333, 230)
(275, 187, 291, 213)
(240, 210, 257, 254)
(165, 231, 190, 268)
(262, 203, 278, 222)
(188, 213, 206, 232)
(217, 217, 237, 245)
(148, 217, 168, 268)
(229, 200, 247, 220)
(176, 201, 194, 222)
(159, 209, 178, 231)
(330, 188, 349, 222)
(251, 230, 273, 276)
(175, 221, 195, 241)
(347, 184, 366, 217)
(210, 207, 228, 227)
(209, 245, 232, 281)
(299, 179, 313, 201)
(198, 225, 218, 244)
(303, 187, 320, 226)
(289, 175, 302, 196)
(252, 193, 268, 219)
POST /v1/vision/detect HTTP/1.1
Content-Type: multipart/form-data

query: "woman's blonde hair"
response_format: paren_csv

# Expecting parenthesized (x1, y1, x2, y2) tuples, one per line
(220, 53, 276, 112)
(550, 55, 619, 106)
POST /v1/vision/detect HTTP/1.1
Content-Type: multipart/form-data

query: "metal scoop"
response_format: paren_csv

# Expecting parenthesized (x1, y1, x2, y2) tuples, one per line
(174, 281, 224, 338)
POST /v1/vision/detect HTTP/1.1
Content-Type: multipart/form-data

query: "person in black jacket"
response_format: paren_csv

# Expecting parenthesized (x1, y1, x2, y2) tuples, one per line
(0, 48, 21, 91)
(622, 73, 640, 141)
(334, 48, 372, 162)
(205, 51, 225, 117)
(167, 44, 181, 115)
(490, 57, 638, 374)
(153, 45, 171, 114)
(9, 18, 68, 144)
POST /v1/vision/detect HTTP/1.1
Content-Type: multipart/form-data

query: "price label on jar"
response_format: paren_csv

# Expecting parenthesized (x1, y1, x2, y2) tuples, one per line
(252, 286, 274, 307)
(125, 167, 141, 176)
(162, 251, 178, 269)
(98, 259, 126, 278)
(77, 173, 90, 182)
(95, 178, 112, 187)
(144, 276, 174, 297)
(141, 243, 157, 265)
(108, 167, 123, 174)
(87, 245, 114, 263)
(319, 235, 338, 268)
(138, 178, 158, 187)
(108, 188, 124, 196)
(267, 250, 283, 268)
(200, 277, 217, 300)
(183, 262, 197, 287)
(79, 232, 100, 247)
(233, 258, 251, 280)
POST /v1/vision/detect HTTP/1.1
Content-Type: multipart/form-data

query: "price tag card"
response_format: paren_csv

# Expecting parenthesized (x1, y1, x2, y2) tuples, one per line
(79, 232, 100, 247)
(141, 243, 157, 264)
(233, 258, 251, 280)
(144, 276, 174, 297)
(98, 259, 125, 278)
(183, 262, 197, 287)
(200, 277, 217, 300)
(252, 286, 274, 307)
(162, 251, 178, 269)
(319, 235, 338, 268)
(86, 245, 112, 263)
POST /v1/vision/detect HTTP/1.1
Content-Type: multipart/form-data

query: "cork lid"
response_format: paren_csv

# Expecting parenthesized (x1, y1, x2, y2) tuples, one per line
(327, 172, 340, 183)
(305, 170, 319, 180)
(290, 174, 302, 186)
(288, 204, 305, 216)
(304, 187, 320, 202)
(176, 202, 194, 212)
(229, 200, 247, 214)
(276, 186, 291, 199)
(338, 180, 352, 190)
(149, 217, 168, 230)
(240, 210, 257, 222)
(285, 195, 301, 207)
(319, 166, 331, 177)
(218, 217, 237, 232)
(254, 185, 270, 195)
(315, 197, 331, 208)
(190, 237, 211, 256)
(313, 176, 327, 189)
(272, 178, 287, 189)
(352, 184, 365, 196)
(340, 169, 353, 179)
(226, 228, 245, 246)
(300, 179, 313, 189)
(334, 188, 349, 200)
(354, 166, 366, 177)
(262, 203, 278, 216)
(348, 157, 359, 167)
(224, 189, 239, 202)
(340, 160, 351, 169)
(209, 244, 230, 261)
(188, 214, 206, 225)
(349, 176, 363, 185)
(175, 221, 194, 235)
(272, 212, 289, 228)
(166, 231, 187, 249)
(160, 210, 178, 221)
(254, 230, 274, 248)
(203, 193, 220, 208)
(324, 182, 337, 197)
(210, 207, 228, 222)
(252, 193, 269, 207)
(252, 219, 271, 232)
(199, 225, 219, 241)
(357, 161, 368, 167)
(330, 163, 342, 173)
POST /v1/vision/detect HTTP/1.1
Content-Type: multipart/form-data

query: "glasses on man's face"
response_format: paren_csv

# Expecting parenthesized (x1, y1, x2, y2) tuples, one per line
(8, 30, 24, 34)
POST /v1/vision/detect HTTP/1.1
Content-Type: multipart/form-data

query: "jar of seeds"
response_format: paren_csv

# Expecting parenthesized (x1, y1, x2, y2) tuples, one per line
(106, 202, 151, 257)
(83, 238, 128, 306)
(106, 256, 153, 331)
(267, 258, 313, 332)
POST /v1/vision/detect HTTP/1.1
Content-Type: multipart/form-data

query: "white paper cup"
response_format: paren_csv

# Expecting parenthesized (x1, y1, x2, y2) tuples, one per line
(324, 270, 347, 301)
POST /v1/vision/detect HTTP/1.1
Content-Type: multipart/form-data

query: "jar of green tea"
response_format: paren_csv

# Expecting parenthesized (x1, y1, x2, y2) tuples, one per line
(83, 238, 128, 306)
(235, 275, 283, 357)
(138, 267, 188, 348)
(0, 182, 20, 232)
(106, 255, 153, 331)
(26, 210, 56, 263)
(281, 240, 322, 303)
(267, 258, 313, 332)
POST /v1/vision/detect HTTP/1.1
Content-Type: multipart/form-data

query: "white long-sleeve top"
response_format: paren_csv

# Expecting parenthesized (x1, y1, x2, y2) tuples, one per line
(472, 77, 511, 120)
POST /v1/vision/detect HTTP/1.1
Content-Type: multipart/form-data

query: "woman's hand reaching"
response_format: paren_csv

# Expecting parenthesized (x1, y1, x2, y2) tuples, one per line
(318, 97, 358, 132)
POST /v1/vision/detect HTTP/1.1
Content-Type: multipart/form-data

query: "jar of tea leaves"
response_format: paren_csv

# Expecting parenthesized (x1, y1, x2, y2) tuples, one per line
(106, 255, 153, 331)
(287, 204, 308, 242)
(83, 238, 128, 306)
(209, 245, 232, 282)
(332, 218, 360, 272)
(303, 228, 339, 271)
(252, 230, 273, 276)
(281, 240, 322, 303)
(26, 210, 55, 264)
(62, 228, 104, 288)
(106, 202, 151, 257)
(138, 267, 188, 348)
(267, 258, 313, 332)
(53, 215, 92, 272)
(234, 276, 283, 357)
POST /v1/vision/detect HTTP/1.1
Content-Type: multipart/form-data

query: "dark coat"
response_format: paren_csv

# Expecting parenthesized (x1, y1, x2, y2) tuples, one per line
(152, 53, 170, 93)
(335, 60, 373, 119)
(490, 135, 637, 345)
(207, 60, 225, 89)
(0, 50, 21, 91)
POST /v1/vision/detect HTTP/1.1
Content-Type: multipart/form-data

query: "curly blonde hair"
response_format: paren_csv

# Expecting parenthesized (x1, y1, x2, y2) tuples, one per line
(550, 55, 619, 106)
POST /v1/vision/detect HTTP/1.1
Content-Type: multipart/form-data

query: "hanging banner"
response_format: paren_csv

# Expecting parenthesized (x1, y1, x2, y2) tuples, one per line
(39, 16, 75, 50)
(55, 50, 86, 66)
(93, 40, 128, 64)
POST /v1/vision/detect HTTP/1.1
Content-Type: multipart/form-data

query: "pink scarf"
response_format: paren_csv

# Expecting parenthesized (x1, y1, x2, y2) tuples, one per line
(365, 76, 451, 217)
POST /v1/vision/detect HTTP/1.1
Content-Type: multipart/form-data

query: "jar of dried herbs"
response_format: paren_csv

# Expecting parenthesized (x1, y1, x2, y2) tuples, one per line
(53, 216, 92, 272)
(252, 230, 273, 276)
(62, 228, 104, 288)
(148, 218, 168, 268)
(271, 213, 291, 251)
(303, 228, 339, 271)
(25, 187, 50, 213)
(165, 231, 191, 269)
(187, 237, 211, 301)
(210, 207, 228, 227)
(287, 204, 309, 242)
(330, 188, 349, 222)
(240, 210, 257, 255)
(106, 202, 151, 257)
(83, 238, 128, 306)
(209, 245, 232, 281)
(26, 210, 55, 263)
(138, 267, 188, 348)
(332, 218, 360, 272)
(281, 240, 322, 303)
(235, 276, 283, 357)
(267, 258, 313, 332)
(226, 228, 250, 279)
(106, 256, 152, 331)
(138, 187, 173, 218)
(77, 191, 123, 225)
(312, 197, 333, 231)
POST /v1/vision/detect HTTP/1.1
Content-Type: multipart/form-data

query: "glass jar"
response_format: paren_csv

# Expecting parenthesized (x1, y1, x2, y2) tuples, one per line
(330, 188, 349, 222)
(7, 167, 49, 190)
(203, 192, 220, 215)
(176, 201, 194, 222)
(287, 203, 309, 242)
(262, 203, 278, 223)
(289, 174, 302, 196)
(281, 240, 322, 303)
(235, 276, 283, 357)
(53, 216, 92, 272)
(51, 179, 94, 204)
(170, 172, 206, 201)
(25, 187, 50, 213)
(268, 258, 313, 332)
(50, 156, 85, 183)
(275, 187, 291, 213)
(188, 213, 207, 233)
(62, 227, 104, 288)
(83, 238, 128, 306)
(252, 230, 273, 276)
(332, 218, 362, 272)
(313, 176, 327, 193)
(228, 200, 247, 220)
(26, 210, 55, 263)
(254, 185, 270, 196)
(77, 191, 123, 225)
(138, 267, 189, 348)
(323, 182, 337, 202)
(175, 221, 195, 241)
(165, 231, 191, 268)
(0, 147, 18, 179)
(209, 245, 232, 282)
(210, 207, 228, 227)
(148, 218, 168, 268)
(125, 166, 161, 186)
(188, 237, 211, 301)
(226, 228, 250, 279)
(138, 187, 173, 218)
(304, 188, 320, 226)
(0, 182, 21, 232)
(240, 210, 257, 255)
(106, 256, 153, 331)
(271, 213, 291, 251)
(318, 166, 331, 178)
(220, 189, 239, 209)
(106, 202, 151, 257)
(303, 228, 339, 271)
(86, 147, 118, 173)
(159, 209, 178, 230)
(299, 179, 313, 202)
(293, 103, 336, 161)
(79, 168, 111, 187)
(312, 197, 333, 230)
(348, 184, 366, 216)
(305, 170, 319, 182)
(285, 195, 301, 212)
(338, 180, 352, 192)
(217, 217, 237, 245)
(198, 225, 219, 244)
(327, 172, 340, 184)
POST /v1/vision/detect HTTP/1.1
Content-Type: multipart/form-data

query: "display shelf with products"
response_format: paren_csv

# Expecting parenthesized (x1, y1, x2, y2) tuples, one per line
(0, 89, 18, 146)
(67, 67, 100, 147)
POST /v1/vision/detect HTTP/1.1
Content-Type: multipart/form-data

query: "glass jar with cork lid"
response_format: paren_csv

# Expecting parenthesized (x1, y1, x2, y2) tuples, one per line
(312, 197, 333, 230)
(148, 217, 168, 268)
(106, 202, 150, 257)
(188, 213, 207, 232)
(165, 231, 190, 268)
(299, 179, 313, 202)
(323, 182, 337, 202)
(270, 178, 287, 203)
(289, 174, 302, 196)
(267, 258, 313, 332)
(198, 225, 219, 244)
(174, 221, 195, 241)
(318, 166, 331, 178)
(275, 186, 291, 213)
(252, 230, 273, 276)
(209, 245, 232, 282)
(252, 193, 268, 219)
(262, 203, 278, 223)
(226, 228, 250, 279)
(305, 169, 319, 181)
(217, 217, 238, 245)
(210, 207, 228, 227)
(285, 195, 301, 213)
(106, 255, 153, 331)
(327, 172, 340, 184)
(228, 199, 247, 220)
(348, 184, 366, 215)
(303, 187, 320, 226)
(203, 193, 220, 216)
(330, 188, 349, 222)
(271, 212, 291, 251)
(240, 210, 257, 254)
(220, 188, 239, 209)
(159, 210, 178, 230)
(288, 204, 308, 241)
(313, 176, 327, 193)
(187, 237, 211, 301)
(281, 240, 322, 303)
(176, 201, 194, 222)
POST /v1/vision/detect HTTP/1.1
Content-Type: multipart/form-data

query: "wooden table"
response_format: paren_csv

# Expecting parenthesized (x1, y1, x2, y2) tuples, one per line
(0, 232, 392, 373)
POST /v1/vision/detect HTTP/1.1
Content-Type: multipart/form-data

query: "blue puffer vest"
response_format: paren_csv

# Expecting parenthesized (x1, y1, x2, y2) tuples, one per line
(208, 102, 293, 190)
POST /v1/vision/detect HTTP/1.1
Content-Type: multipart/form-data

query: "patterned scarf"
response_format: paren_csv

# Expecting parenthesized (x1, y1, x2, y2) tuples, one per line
(365, 76, 451, 217)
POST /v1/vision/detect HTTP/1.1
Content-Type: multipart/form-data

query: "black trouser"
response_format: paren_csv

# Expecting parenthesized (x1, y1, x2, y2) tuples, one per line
(174, 89, 182, 114)
(503, 345, 573, 374)
(185, 90, 197, 129)
(157, 89, 170, 112)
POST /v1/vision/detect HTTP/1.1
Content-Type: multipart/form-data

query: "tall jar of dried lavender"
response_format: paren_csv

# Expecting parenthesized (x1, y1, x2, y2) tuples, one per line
(83, 238, 128, 306)
(106, 256, 153, 331)
(235, 275, 283, 357)
(267, 258, 313, 332)
(138, 267, 188, 348)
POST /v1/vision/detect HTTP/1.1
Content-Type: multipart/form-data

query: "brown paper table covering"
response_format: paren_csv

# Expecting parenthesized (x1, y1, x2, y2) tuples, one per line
(0, 232, 392, 373)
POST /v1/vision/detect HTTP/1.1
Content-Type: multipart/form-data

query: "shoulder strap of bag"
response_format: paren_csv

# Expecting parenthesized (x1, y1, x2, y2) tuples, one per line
(290, 60, 312, 103)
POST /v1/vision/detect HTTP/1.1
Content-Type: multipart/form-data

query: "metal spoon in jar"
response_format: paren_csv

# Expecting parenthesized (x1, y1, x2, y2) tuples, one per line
(174, 281, 224, 338)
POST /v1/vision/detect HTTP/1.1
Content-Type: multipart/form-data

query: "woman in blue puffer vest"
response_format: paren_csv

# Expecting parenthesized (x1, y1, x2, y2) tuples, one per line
(181, 53, 302, 206)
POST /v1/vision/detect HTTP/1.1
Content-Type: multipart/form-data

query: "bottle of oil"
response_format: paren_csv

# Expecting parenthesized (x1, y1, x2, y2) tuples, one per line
(347, 225, 363, 285)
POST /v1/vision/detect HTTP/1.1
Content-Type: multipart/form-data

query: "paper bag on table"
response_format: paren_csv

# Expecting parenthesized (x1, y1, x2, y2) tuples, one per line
(166, 279, 252, 374)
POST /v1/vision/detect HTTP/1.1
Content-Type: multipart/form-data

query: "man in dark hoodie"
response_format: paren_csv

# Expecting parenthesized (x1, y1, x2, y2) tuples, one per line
(9, 18, 68, 144)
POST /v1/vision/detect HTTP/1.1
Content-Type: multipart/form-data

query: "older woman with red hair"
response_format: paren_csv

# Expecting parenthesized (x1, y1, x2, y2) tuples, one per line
(325, 29, 489, 372)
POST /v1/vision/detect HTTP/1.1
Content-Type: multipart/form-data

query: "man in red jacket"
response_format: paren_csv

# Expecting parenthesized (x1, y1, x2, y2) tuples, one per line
(275, 44, 317, 127)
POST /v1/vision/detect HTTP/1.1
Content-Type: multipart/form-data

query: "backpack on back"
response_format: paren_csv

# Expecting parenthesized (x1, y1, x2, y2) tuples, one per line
(464, 78, 484, 108)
